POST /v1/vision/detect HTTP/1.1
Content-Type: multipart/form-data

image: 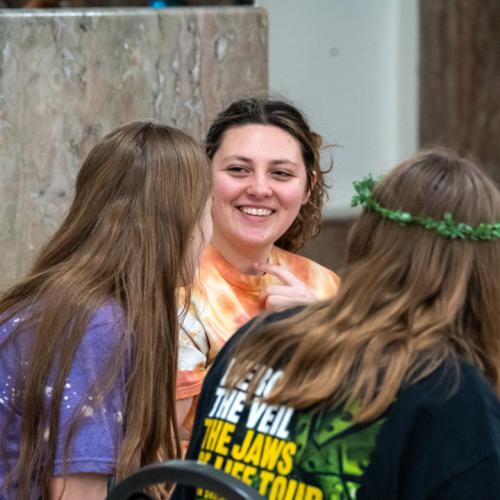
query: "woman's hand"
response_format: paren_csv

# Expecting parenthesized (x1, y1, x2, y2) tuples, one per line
(256, 263, 316, 311)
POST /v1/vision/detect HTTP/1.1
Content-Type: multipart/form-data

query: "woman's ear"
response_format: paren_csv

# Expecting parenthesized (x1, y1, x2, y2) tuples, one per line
(303, 170, 317, 204)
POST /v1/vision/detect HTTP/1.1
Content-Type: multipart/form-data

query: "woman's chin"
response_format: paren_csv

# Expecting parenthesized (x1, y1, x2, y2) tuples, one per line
(212, 230, 279, 256)
(235, 236, 276, 252)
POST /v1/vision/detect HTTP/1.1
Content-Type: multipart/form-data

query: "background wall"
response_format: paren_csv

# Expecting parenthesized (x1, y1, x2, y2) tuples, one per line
(257, 0, 419, 218)
(256, 0, 420, 272)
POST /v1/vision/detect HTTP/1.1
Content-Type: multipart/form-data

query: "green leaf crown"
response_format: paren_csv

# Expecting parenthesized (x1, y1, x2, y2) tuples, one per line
(351, 175, 500, 241)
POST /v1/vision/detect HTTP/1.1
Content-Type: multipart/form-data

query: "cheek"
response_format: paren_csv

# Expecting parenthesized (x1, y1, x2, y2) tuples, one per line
(280, 184, 310, 212)
(211, 196, 228, 219)
(300, 181, 310, 205)
(210, 190, 232, 229)
(212, 177, 238, 206)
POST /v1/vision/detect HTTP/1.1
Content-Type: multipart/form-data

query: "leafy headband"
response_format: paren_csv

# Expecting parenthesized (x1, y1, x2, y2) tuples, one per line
(351, 175, 500, 241)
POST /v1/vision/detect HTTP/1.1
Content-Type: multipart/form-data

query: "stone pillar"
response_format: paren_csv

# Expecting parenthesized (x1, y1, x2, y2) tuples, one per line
(0, 7, 267, 283)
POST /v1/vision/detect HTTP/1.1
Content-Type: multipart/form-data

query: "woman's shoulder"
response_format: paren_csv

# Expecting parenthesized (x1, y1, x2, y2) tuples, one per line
(87, 301, 125, 329)
(448, 360, 500, 437)
(272, 247, 340, 289)
(80, 302, 127, 352)
(389, 358, 500, 447)
(414, 358, 498, 405)
(359, 359, 500, 498)
(396, 358, 498, 413)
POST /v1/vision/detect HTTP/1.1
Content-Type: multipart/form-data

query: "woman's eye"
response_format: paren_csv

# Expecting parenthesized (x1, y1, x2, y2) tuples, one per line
(226, 165, 248, 174)
(272, 170, 292, 179)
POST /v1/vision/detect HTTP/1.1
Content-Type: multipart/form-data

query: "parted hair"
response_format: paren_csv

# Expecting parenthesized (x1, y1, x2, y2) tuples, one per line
(205, 97, 330, 252)
(226, 149, 500, 422)
(0, 121, 212, 498)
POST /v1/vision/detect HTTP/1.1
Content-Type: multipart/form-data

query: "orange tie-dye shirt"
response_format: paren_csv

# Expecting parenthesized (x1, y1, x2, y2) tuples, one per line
(177, 243, 340, 401)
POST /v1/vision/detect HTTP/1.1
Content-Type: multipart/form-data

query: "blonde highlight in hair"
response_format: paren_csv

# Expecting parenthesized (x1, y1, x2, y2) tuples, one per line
(226, 148, 500, 422)
(0, 121, 212, 498)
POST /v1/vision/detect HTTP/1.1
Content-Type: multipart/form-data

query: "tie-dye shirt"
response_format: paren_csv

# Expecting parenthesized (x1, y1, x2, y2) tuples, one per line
(177, 244, 340, 403)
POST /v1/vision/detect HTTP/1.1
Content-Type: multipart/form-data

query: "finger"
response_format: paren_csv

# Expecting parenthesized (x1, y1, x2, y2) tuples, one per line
(259, 285, 287, 304)
(255, 263, 303, 287)
(264, 287, 317, 308)
(264, 294, 299, 312)
(262, 285, 296, 297)
(265, 289, 316, 305)
(261, 282, 316, 304)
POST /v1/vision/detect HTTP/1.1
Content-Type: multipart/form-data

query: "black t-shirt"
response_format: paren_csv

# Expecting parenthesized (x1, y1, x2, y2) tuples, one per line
(174, 308, 500, 500)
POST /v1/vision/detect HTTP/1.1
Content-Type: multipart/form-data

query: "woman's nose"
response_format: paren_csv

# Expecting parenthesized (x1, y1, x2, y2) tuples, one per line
(246, 174, 272, 198)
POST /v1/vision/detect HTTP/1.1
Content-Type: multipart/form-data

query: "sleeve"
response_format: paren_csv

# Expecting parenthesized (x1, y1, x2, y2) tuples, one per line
(177, 310, 210, 400)
(52, 308, 128, 476)
(429, 454, 500, 500)
(316, 266, 340, 299)
(287, 252, 340, 300)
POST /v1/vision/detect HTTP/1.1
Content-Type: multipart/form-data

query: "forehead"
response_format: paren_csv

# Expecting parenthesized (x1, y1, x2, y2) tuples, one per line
(217, 124, 304, 162)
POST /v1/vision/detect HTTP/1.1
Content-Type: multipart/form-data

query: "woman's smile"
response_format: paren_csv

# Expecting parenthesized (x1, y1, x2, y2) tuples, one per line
(238, 206, 275, 217)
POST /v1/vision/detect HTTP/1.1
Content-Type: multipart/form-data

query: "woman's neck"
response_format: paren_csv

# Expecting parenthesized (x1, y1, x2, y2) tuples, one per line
(210, 238, 273, 275)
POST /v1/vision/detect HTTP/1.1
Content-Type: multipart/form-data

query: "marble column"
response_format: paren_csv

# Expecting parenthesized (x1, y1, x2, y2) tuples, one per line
(0, 7, 268, 283)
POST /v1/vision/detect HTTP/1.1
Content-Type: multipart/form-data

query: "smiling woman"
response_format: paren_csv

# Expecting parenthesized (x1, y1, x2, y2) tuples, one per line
(176, 97, 340, 441)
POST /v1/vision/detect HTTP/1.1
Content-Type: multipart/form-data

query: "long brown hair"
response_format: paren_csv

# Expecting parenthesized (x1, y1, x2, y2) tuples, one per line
(226, 149, 500, 422)
(205, 96, 330, 252)
(0, 121, 212, 498)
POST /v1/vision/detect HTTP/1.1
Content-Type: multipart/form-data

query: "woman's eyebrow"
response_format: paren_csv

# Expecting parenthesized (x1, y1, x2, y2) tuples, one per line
(222, 154, 252, 162)
(270, 159, 300, 167)
(222, 155, 300, 167)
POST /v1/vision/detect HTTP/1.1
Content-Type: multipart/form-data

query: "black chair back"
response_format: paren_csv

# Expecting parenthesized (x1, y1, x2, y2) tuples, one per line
(106, 459, 264, 500)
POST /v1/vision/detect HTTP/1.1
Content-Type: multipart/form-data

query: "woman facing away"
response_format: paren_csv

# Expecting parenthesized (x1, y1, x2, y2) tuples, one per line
(0, 121, 213, 499)
(175, 149, 500, 500)
(177, 97, 340, 436)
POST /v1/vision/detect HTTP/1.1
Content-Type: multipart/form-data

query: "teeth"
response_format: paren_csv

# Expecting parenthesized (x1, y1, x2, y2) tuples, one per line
(240, 207, 273, 216)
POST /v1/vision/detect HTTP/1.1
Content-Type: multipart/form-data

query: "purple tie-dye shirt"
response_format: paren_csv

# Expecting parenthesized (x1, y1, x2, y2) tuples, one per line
(0, 304, 128, 497)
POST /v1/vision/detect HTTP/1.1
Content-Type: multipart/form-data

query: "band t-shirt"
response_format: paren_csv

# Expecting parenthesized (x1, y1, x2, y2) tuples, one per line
(177, 244, 339, 436)
(175, 308, 500, 500)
